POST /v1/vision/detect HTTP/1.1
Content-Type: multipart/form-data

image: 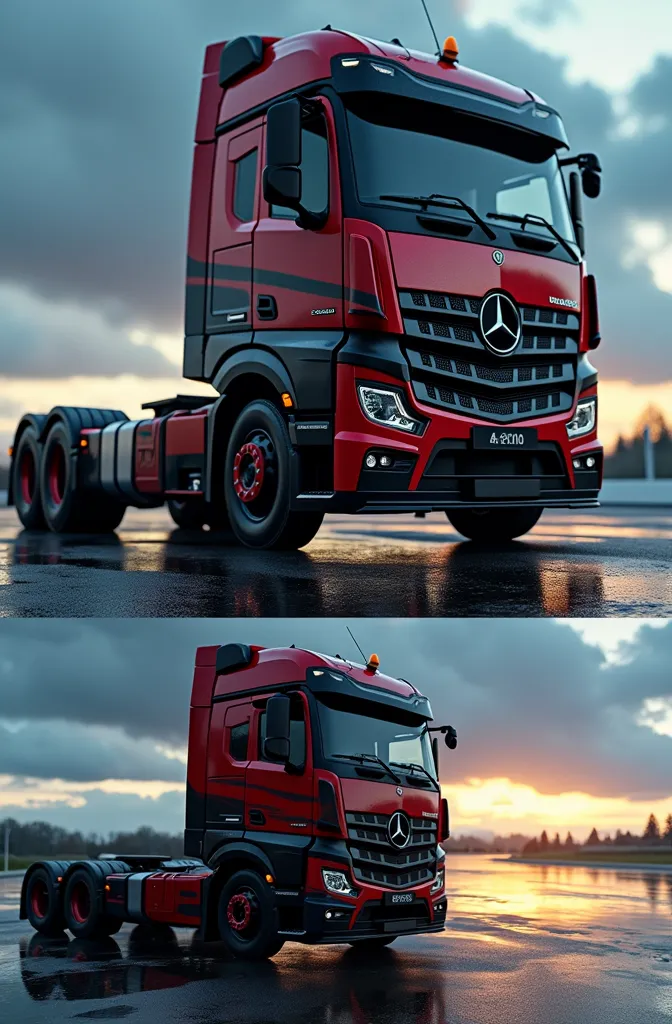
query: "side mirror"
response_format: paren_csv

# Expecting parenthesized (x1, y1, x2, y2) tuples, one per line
(582, 168, 601, 199)
(569, 171, 585, 253)
(432, 736, 440, 777)
(263, 694, 291, 762)
(444, 726, 457, 750)
(263, 98, 302, 210)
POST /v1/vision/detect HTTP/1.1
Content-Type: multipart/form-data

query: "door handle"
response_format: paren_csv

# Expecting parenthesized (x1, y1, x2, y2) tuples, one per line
(249, 809, 266, 825)
(256, 295, 278, 321)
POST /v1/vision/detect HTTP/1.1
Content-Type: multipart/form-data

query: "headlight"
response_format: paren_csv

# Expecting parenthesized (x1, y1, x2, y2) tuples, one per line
(357, 385, 422, 434)
(566, 397, 596, 438)
(430, 867, 445, 894)
(322, 869, 358, 898)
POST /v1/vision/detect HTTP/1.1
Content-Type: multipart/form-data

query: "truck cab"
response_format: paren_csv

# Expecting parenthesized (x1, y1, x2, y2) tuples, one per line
(19, 643, 456, 960)
(10, 28, 603, 548)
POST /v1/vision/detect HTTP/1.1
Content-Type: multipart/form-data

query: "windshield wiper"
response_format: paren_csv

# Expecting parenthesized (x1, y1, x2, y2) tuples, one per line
(485, 211, 579, 262)
(391, 761, 437, 786)
(331, 752, 402, 784)
(379, 193, 497, 241)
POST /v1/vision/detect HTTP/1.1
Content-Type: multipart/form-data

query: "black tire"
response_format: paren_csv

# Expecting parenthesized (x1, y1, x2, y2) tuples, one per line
(217, 869, 285, 960)
(347, 937, 397, 950)
(12, 426, 46, 530)
(446, 507, 543, 542)
(63, 869, 119, 939)
(39, 421, 125, 533)
(25, 868, 66, 936)
(224, 400, 323, 550)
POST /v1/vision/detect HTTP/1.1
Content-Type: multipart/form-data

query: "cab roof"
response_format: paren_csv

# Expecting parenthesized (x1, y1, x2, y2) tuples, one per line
(196, 28, 542, 143)
(192, 644, 421, 706)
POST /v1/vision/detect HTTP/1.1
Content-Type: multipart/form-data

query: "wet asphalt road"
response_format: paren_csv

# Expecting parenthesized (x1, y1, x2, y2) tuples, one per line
(1, 855, 671, 1024)
(1, 503, 671, 617)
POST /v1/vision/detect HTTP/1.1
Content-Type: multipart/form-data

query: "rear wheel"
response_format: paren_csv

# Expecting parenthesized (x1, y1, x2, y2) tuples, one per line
(63, 869, 120, 939)
(224, 400, 323, 550)
(25, 868, 65, 936)
(217, 869, 285, 960)
(39, 421, 125, 533)
(446, 507, 543, 542)
(12, 426, 46, 530)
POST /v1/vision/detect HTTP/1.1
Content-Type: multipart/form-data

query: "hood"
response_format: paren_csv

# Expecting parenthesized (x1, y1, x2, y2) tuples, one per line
(389, 232, 582, 310)
(339, 776, 439, 819)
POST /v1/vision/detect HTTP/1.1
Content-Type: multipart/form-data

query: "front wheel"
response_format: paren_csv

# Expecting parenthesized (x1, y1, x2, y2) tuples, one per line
(446, 507, 543, 542)
(224, 400, 323, 550)
(217, 869, 285, 960)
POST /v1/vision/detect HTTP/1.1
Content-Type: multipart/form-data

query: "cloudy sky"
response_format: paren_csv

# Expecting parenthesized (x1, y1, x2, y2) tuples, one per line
(1, 0, 672, 456)
(0, 618, 670, 841)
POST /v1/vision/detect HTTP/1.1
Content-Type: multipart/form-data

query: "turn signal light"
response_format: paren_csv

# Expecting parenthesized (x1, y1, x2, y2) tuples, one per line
(281, 393, 293, 409)
(79, 437, 89, 449)
(265, 873, 274, 884)
(441, 36, 459, 63)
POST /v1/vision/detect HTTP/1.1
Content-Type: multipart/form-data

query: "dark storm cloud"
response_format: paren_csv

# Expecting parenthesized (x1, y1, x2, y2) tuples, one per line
(0, 719, 185, 783)
(0, 619, 669, 800)
(0, 0, 671, 383)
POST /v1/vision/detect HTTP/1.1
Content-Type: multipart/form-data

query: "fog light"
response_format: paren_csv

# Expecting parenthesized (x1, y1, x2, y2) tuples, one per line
(325, 911, 332, 920)
(573, 458, 581, 470)
(586, 456, 596, 468)
(365, 453, 377, 469)
(379, 454, 393, 468)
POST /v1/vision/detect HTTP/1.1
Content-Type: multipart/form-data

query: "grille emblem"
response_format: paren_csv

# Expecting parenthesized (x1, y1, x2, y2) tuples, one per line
(396, 787, 403, 796)
(388, 810, 412, 849)
(492, 249, 505, 265)
(479, 292, 521, 356)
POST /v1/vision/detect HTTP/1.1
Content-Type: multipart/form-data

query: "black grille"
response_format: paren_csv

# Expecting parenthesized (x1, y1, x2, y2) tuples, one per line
(346, 811, 438, 889)
(398, 289, 579, 424)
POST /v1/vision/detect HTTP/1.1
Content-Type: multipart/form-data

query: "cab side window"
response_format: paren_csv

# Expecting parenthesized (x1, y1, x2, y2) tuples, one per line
(233, 148, 258, 222)
(258, 699, 306, 764)
(229, 721, 250, 762)
(271, 116, 329, 220)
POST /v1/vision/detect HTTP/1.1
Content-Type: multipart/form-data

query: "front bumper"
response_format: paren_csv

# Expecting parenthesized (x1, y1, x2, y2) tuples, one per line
(282, 891, 447, 945)
(305, 362, 602, 513)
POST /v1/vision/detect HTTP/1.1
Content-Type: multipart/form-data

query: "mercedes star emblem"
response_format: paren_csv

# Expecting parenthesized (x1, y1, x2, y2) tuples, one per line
(492, 249, 504, 265)
(479, 291, 521, 356)
(396, 787, 403, 796)
(388, 810, 412, 849)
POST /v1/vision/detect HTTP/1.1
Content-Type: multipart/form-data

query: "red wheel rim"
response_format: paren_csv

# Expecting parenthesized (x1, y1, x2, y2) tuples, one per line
(233, 442, 265, 504)
(227, 892, 252, 931)
(30, 878, 49, 919)
(19, 448, 36, 506)
(47, 443, 66, 506)
(70, 881, 91, 924)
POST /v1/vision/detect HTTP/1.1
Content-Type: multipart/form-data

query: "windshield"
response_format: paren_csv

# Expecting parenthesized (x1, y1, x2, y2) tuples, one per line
(316, 699, 437, 779)
(345, 95, 574, 242)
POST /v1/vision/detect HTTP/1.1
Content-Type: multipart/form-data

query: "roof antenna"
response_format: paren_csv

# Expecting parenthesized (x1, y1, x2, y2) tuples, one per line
(346, 625, 367, 663)
(419, 0, 441, 55)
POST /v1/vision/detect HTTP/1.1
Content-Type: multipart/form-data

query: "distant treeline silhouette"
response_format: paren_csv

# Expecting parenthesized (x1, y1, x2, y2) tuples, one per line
(0, 819, 182, 859)
(604, 406, 672, 478)
(523, 813, 672, 854)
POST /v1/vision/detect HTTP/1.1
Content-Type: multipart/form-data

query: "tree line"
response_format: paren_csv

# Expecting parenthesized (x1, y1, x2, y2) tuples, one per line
(0, 819, 182, 858)
(604, 406, 672, 478)
(523, 813, 672, 855)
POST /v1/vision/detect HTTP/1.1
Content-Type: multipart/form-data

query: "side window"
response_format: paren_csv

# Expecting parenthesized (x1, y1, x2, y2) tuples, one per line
(271, 116, 329, 220)
(229, 721, 249, 762)
(233, 148, 258, 222)
(258, 699, 306, 764)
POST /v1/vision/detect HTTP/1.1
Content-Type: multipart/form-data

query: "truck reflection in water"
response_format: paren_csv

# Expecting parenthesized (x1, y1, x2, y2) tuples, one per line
(19, 925, 448, 1024)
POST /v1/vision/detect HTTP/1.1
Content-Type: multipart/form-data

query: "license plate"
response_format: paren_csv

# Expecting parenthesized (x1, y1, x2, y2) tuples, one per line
(472, 426, 538, 450)
(384, 892, 417, 906)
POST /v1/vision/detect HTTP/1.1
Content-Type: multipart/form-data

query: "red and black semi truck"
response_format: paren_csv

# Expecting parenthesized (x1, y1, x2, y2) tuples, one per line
(9, 28, 603, 548)
(19, 643, 457, 960)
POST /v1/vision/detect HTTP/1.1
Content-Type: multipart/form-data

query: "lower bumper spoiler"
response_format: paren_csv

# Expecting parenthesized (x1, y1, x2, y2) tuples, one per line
(292, 490, 601, 514)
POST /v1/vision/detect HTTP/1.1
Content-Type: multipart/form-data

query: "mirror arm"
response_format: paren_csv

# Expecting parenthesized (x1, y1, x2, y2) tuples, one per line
(295, 206, 328, 231)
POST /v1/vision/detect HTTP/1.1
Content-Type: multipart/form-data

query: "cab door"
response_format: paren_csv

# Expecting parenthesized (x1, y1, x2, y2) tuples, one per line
(245, 692, 315, 837)
(253, 99, 343, 332)
(205, 122, 262, 366)
(206, 700, 252, 831)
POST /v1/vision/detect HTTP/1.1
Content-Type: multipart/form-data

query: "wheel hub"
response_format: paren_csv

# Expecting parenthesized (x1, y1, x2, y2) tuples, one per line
(233, 442, 265, 504)
(227, 892, 253, 932)
(20, 449, 35, 505)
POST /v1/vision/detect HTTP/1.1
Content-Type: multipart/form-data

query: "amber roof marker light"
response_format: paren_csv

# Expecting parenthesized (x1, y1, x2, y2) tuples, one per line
(440, 35, 459, 64)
